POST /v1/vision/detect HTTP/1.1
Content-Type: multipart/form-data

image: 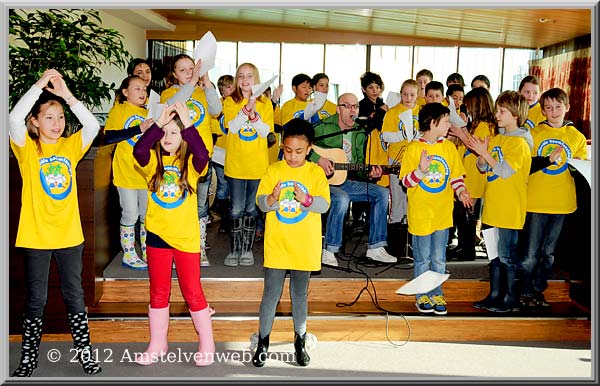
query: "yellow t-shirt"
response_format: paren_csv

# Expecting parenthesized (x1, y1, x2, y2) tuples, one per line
(381, 104, 420, 164)
(160, 86, 213, 157)
(524, 101, 545, 130)
(481, 134, 532, 229)
(527, 122, 588, 214)
(104, 101, 149, 189)
(399, 138, 466, 236)
(416, 96, 426, 107)
(458, 121, 496, 198)
(365, 128, 391, 187)
(268, 104, 283, 164)
(280, 98, 336, 125)
(136, 153, 202, 253)
(223, 96, 274, 179)
(257, 160, 330, 271)
(11, 131, 91, 249)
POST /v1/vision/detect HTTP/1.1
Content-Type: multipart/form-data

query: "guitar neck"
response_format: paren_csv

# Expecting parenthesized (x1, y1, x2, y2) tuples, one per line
(334, 163, 399, 174)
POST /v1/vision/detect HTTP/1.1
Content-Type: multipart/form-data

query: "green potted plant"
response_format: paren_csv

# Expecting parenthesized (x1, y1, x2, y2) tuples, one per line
(9, 9, 133, 133)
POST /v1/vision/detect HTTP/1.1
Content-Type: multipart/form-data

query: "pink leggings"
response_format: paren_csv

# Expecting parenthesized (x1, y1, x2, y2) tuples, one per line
(146, 246, 208, 312)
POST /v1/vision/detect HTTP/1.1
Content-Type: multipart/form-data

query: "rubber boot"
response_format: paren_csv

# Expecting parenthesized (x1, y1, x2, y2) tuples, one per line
(190, 306, 215, 366)
(135, 306, 170, 365)
(251, 334, 270, 367)
(67, 312, 102, 375)
(294, 332, 310, 367)
(472, 259, 503, 309)
(486, 266, 518, 313)
(12, 317, 43, 377)
(200, 216, 210, 267)
(224, 218, 242, 267)
(140, 222, 147, 263)
(120, 224, 147, 270)
(240, 216, 256, 266)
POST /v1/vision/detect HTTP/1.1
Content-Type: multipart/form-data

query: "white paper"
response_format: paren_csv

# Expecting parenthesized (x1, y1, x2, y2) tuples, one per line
(251, 74, 279, 98)
(395, 270, 450, 295)
(567, 158, 592, 187)
(386, 91, 401, 109)
(147, 90, 165, 121)
(193, 31, 217, 77)
(212, 146, 225, 166)
(447, 96, 467, 128)
(399, 108, 416, 141)
(482, 227, 498, 261)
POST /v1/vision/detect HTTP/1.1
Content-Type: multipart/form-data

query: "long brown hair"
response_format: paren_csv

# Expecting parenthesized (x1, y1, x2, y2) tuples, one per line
(148, 114, 195, 195)
(165, 54, 196, 89)
(463, 87, 498, 135)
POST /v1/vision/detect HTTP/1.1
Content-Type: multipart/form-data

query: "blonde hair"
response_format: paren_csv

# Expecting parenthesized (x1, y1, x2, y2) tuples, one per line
(495, 90, 528, 128)
(230, 63, 266, 104)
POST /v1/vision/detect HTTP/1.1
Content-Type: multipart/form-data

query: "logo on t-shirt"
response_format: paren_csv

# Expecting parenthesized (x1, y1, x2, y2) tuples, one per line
(39, 155, 73, 200)
(537, 138, 570, 175)
(219, 114, 227, 135)
(293, 110, 321, 125)
(124, 114, 145, 146)
(418, 155, 450, 193)
(276, 180, 309, 224)
(187, 99, 207, 128)
(151, 165, 187, 209)
(238, 112, 261, 142)
(487, 146, 503, 182)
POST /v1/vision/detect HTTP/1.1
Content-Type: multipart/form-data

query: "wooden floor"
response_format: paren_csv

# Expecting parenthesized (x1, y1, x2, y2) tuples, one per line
(9, 277, 591, 344)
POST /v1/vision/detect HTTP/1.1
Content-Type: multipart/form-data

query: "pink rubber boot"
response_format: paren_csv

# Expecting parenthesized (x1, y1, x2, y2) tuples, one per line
(190, 306, 215, 366)
(135, 305, 170, 365)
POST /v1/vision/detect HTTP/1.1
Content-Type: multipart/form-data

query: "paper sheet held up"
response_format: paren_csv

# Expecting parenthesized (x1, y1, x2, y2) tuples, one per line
(396, 270, 450, 295)
(193, 31, 217, 77)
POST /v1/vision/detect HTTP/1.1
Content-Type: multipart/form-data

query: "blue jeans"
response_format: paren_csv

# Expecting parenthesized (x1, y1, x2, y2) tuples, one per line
(325, 180, 389, 253)
(226, 176, 260, 219)
(496, 227, 519, 271)
(412, 229, 449, 300)
(213, 163, 229, 200)
(520, 212, 566, 294)
(196, 165, 212, 218)
(22, 244, 86, 318)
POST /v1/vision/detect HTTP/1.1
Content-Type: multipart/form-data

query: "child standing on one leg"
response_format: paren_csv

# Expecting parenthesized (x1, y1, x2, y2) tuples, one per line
(251, 118, 330, 367)
(10, 69, 102, 376)
(132, 101, 215, 367)
(400, 103, 473, 316)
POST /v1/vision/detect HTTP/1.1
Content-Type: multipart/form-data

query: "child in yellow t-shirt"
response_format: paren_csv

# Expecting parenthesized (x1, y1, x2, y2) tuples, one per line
(467, 91, 532, 313)
(400, 103, 472, 316)
(104, 75, 153, 270)
(132, 101, 214, 367)
(252, 118, 330, 368)
(520, 87, 588, 309)
(415, 68, 433, 107)
(10, 69, 102, 376)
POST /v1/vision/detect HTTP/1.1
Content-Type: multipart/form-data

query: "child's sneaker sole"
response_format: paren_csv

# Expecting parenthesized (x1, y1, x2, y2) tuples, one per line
(433, 308, 447, 316)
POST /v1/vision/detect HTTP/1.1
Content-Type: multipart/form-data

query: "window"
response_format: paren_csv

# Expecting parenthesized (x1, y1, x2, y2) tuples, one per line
(281, 43, 324, 103)
(502, 48, 538, 93)
(324, 44, 367, 101)
(237, 42, 281, 85)
(369, 45, 412, 99)
(458, 47, 503, 98)
(210, 41, 237, 86)
(413, 46, 459, 87)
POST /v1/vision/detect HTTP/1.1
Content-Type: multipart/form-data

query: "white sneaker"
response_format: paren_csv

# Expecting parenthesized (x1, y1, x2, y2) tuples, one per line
(321, 249, 338, 267)
(366, 247, 397, 263)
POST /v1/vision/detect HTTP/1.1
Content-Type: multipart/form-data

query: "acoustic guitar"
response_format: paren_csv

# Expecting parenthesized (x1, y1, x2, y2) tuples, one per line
(312, 145, 400, 185)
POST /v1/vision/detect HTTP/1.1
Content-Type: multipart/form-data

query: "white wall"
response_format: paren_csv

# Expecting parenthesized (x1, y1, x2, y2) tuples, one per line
(96, 10, 147, 113)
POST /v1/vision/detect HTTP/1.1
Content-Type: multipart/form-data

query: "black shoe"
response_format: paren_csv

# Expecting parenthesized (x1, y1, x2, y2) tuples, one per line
(252, 334, 270, 367)
(294, 332, 310, 367)
(447, 247, 476, 261)
(533, 291, 551, 309)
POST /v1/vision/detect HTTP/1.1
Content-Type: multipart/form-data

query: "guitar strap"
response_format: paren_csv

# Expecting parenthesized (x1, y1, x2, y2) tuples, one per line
(313, 125, 364, 142)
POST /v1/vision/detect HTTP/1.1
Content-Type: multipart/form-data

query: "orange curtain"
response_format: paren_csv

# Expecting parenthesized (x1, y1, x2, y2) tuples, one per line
(530, 48, 591, 139)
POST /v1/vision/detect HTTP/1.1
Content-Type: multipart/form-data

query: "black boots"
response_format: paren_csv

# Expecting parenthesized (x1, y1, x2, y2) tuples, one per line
(224, 217, 243, 266)
(251, 334, 270, 367)
(240, 216, 256, 266)
(12, 317, 43, 377)
(67, 312, 102, 375)
(294, 332, 310, 367)
(486, 268, 519, 313)
(473, 260, 503, 309)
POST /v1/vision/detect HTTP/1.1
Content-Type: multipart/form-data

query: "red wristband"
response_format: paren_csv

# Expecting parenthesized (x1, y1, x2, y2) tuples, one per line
(302, 194, 313, 207)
